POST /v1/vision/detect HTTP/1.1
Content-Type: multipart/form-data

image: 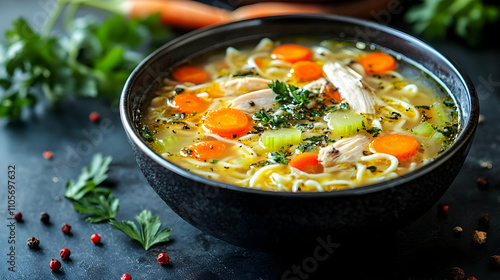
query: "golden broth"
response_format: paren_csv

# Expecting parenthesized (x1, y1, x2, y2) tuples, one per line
(139, 38, 459, 192)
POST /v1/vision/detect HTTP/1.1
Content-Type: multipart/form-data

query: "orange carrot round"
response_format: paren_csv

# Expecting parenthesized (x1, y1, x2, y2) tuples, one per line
(172, 94, 208, 114)
(369, 134, 419, 160)
(357, 52, 397, 75)
(204, 108, 250, 138)
(289, 152, 324, 174)
(187, 141, 226, 160)
(127, 0, 231, 30)
(271, 44, 313, 63)
(172, 65, 209, 84)
(291, 61, 323, 82)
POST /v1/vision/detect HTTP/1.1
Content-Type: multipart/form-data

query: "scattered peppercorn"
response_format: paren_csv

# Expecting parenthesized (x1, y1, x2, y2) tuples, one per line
(438, 203, 449, 217)
(27, 237, 40, 249)
(49, 259, 61, 272)
(448, 267, 465, 280)
(476, 177, 488, 190)
(478, 213, 490, 230)
(61, 223, 71, 234)
(89, 111, 100, 123)
(43, 150, 54, 160)
(453, 226, 463, 237)
(472, 230, 487, 244)
(490, 255, 500, 269)
(466, 277, 477, 280)
(59, 248, 71, 260)
(91, 233, 101, 244)
(157, 253, 169, 265)
(40, 212, 50, 224)
(13, 212, 22, 222)
(121, 273, 132, 280)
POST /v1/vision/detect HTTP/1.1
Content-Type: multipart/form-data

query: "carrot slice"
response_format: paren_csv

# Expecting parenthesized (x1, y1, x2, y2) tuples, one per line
(369, 134, 419, 160)
(172, 94, 208, 114)
(271, 44, 313, 63)
(187, 141, 226, 160)
(204, 108, 250, 138)
(321, 83, 343, 105)
(357, 52, 397, 75)
(172, 65, 209, 84)
(289, 152, 324, 174)
(291, 61, 323, 82)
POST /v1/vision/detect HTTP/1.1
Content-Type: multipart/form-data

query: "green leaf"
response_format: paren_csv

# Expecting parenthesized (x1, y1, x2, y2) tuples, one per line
(109, 210, 171, 250)
(405, 0, 500, 46)
(65, 153, 112, 200)
(73, 194, 119, 223)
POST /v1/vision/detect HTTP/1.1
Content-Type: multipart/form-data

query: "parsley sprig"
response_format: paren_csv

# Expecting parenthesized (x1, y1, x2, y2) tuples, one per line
(65, 153, 172, 250)
(0, 1, 168, 120)
(65, 153, 118, 222)
(109, 210, 172, 250)
(405, 0, 499, 46)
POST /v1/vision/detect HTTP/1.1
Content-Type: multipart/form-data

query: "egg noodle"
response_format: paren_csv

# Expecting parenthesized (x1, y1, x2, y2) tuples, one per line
(140, 38, 459, 192)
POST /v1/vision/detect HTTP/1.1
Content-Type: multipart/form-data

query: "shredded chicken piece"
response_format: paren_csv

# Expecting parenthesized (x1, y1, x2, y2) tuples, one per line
(318, 135, 371, 171)
(229, 89, 276, 114)
(303, 77, 328, 93)
(323, 62, 376, 114)
(220, 77, 272, 96)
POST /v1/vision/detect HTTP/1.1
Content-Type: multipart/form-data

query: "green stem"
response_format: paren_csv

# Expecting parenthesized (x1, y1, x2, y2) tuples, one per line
(63, 2, 80, 31)
(41, 0, 68, 38)
(71, 0, 125, 15)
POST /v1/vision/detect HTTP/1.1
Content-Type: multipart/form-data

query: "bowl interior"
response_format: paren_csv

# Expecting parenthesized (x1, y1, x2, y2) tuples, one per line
(121, 14, 479, 196)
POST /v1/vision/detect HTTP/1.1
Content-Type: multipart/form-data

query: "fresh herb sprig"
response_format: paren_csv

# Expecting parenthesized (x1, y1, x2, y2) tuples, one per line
(405, 0, 499, 46)
(109, 210, 172, 250)
(65, 153, 118, 222)
(0, 1, 168, 120)
(66, 153, 172, 250)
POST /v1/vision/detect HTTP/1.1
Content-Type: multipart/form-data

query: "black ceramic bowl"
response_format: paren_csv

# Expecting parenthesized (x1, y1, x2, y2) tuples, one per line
(120, 15, 479, 251)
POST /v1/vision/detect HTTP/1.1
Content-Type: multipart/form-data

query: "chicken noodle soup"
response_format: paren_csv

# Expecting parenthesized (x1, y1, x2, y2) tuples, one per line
(139, 38, 459, 192)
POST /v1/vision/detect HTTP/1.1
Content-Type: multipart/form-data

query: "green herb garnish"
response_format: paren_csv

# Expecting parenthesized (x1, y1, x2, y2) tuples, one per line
(270, 151, 288, 165)
(405, 0, 499, 46)
(65, 153, 112, 201)
(0, 1, 167, 120)
(109, 210, 172, 250)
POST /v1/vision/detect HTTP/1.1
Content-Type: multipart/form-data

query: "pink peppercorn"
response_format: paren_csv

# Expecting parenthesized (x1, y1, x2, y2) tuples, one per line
(157, 253, 169, 265)
(13, 212, 22, 222)
(91, 233, 101, 244)
(59, 248, 71, 259)
(121, 274, 132, 280)
(49, 259, 61, 271)
(89, 111, 100, 123)
(43, 150, 53, 160)
(61, 223, 71, 234)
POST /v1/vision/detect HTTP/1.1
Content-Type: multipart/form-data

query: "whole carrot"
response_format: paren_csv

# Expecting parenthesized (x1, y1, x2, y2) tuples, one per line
(125, 0, 231, 30)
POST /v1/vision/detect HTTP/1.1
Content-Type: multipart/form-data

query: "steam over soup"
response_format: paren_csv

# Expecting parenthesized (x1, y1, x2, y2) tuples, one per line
(139, 38, 459, 192)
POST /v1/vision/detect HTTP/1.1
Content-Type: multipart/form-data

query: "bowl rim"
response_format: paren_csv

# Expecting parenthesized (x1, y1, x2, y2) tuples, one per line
(120, 14, 479, 198)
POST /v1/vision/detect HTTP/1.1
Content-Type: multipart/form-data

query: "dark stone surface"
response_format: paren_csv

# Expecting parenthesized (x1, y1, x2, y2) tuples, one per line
(1, 1, 500, 280)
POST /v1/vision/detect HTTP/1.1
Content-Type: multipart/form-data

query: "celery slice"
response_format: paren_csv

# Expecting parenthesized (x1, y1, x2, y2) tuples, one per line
(412, 121, 435, 137)
(261, 128, 302, 150)
(325, 111, 365, 137)
(155, 136, 181, 154)
(432, 100, 452, 124)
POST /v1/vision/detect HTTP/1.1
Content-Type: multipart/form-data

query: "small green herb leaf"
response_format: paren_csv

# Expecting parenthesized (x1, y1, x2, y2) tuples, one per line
(109, 210, 172, 250)
(65, 153, 112, 201)
(73, 194, 119, 223)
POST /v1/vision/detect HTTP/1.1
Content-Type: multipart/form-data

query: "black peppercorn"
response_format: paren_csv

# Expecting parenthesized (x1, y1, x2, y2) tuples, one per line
(490, 255, 500, 269)
(448, 267, 465, 280)
(40, 212, 50, 224)
(478, 213, 490, 230)
(27, 237, 40, 249)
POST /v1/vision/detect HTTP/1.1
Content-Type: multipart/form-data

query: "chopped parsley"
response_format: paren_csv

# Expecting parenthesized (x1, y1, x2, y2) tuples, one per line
(270, 151, 289, 165)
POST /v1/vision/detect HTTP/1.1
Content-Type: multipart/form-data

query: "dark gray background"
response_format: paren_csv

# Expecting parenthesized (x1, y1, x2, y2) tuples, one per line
(1, 1, 500, 279)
